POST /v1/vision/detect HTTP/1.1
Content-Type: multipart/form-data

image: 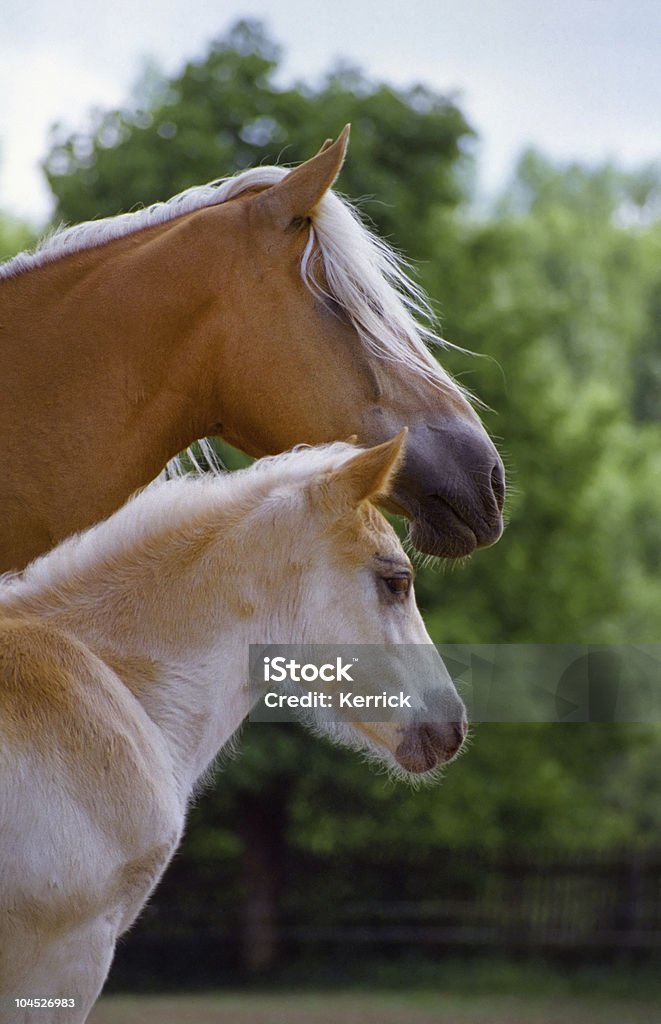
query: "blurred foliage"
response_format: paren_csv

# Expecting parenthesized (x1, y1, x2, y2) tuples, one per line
(23, 17, 661, 947)
(0, 211, 35, 263)
(418, 151, 661, 647)
(44, 19, 471, 260)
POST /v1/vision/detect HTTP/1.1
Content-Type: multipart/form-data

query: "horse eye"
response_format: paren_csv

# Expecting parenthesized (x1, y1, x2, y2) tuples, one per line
(287, 215, 310, 233)
(384, 576, 411, 596)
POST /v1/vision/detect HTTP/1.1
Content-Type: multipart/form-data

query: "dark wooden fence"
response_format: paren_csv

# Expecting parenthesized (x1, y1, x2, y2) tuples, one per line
(109, 848, 661, 989)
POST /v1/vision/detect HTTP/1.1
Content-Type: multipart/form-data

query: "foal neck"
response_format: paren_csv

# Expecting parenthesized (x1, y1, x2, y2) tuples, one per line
(1, 479, 269, 790)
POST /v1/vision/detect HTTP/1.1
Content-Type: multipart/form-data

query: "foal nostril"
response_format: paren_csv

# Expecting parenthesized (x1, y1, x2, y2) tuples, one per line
(490, 460, 506, 512)
(396, 718, 467, 773)
(426, 720, 466, 761)
(441, 720, 467, 758)
(454, 717, 468, 745)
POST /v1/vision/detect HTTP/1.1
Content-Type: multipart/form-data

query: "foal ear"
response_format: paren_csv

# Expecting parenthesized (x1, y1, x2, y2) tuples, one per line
(331, 429, 408, 506)
(256, 125, 350, 230)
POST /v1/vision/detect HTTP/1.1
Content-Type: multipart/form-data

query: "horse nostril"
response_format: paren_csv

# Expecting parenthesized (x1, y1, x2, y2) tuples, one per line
(490, 460, 506, 512)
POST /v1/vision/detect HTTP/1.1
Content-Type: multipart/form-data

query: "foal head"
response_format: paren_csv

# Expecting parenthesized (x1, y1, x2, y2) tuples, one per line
(248, 431, 467, 779)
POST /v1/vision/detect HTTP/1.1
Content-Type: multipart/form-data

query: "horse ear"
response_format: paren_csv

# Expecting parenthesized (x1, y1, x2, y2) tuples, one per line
(331, 429, 408, 506)
(256, 125, 350, 229)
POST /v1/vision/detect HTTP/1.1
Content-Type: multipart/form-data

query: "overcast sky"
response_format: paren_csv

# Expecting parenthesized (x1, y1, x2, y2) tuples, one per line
(2, 0, 660, 225)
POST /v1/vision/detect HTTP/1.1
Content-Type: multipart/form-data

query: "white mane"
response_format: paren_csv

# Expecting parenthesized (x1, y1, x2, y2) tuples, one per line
(0, 163, 456, 390)
(0, 442, 359, 606)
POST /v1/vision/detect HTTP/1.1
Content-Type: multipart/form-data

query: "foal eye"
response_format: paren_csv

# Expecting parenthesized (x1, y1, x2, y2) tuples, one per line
(384, 576, 411, 596)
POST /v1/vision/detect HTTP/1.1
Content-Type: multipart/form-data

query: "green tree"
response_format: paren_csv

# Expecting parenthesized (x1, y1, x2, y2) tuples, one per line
(417, 151, 661, 645)
(44, 18, 471, 261)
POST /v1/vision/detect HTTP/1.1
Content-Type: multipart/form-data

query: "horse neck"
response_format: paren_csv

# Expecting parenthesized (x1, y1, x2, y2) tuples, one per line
(3, 484, 276, 792)
(0, 211, 240, 562)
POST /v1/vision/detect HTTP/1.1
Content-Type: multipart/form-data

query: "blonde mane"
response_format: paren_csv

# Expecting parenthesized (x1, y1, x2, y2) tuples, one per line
(1, 164, 453, 388)
(0, 442, 359, 608)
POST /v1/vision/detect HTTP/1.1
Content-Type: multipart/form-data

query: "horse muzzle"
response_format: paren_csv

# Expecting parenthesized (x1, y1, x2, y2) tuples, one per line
(389, 418, 506, 558)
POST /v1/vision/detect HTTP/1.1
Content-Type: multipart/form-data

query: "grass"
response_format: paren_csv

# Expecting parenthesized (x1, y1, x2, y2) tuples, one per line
(91, 957, 661, 1023)
(89, 989, 660, 1024)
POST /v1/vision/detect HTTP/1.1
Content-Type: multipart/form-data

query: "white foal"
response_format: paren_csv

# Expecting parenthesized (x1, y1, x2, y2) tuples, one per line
(0, 432, 466, 1022)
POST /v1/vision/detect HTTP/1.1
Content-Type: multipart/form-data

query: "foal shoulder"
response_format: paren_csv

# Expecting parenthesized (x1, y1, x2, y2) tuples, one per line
(0, 614, 180, 942)
(0, 613, 176, 813)
(0, 613, 96, 726)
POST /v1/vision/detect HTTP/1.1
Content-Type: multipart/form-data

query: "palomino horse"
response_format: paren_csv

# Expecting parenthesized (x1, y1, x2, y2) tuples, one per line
(0, 432, 466, 1021)
(0, 127, 504, 573)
